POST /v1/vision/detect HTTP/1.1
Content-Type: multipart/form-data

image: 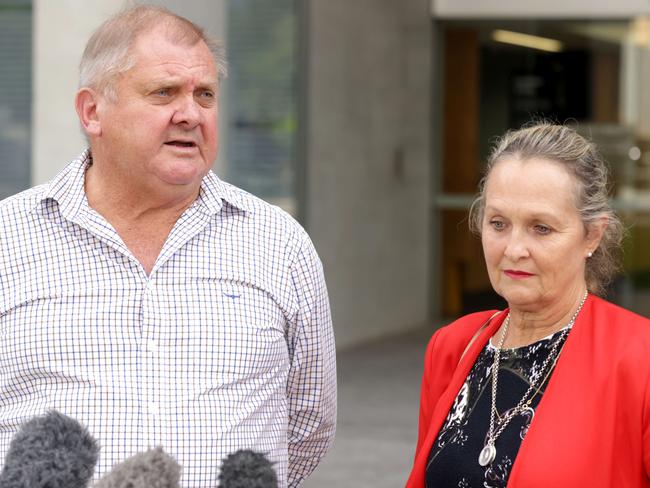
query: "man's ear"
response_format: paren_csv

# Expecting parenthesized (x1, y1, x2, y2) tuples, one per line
(586, 215, 609, 255)
(75, 88, 102, 137)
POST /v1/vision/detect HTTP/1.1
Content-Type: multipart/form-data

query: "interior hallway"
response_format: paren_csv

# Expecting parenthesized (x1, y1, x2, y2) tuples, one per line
(305, 327, 434, 487)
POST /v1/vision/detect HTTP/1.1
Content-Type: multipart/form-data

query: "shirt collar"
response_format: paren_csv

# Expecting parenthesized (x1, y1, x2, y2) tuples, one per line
(37, 149, 250, 219)
(199, 170, 252, 215)
(38, 149, 91, 221)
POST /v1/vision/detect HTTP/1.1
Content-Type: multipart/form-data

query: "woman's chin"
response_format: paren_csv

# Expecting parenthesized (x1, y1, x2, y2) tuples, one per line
(498, 289, 543, 310)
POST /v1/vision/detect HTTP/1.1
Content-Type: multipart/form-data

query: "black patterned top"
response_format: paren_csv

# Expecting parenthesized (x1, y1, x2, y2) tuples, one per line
(425, 327, 569, 488)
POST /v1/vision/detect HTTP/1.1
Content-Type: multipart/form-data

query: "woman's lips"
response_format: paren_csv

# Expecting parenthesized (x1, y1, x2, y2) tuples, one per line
(504, 269, 534, 279)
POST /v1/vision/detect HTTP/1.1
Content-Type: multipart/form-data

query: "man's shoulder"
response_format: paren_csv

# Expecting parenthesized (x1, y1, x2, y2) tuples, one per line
(218, 179, 309, 240)
(0, 155, 83, 222)
(0, 183, 49, 221)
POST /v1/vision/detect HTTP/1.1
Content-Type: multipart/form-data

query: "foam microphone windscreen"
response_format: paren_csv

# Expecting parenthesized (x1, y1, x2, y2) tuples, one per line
(0, 410, 99, 488)
(218, 449, 278, 488)
(93, 446, 180, 488)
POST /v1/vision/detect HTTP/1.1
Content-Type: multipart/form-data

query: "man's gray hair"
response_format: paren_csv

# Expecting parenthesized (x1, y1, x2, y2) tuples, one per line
(79, 4, 228, 100)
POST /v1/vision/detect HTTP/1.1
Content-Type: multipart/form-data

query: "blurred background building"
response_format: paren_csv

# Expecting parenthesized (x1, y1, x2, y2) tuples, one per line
(0, 0, 649, 486)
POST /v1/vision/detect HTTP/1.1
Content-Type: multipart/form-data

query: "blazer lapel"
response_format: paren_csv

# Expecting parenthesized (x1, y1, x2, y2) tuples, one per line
(506, 294, 595, 487)
(423, 311, 508, 467)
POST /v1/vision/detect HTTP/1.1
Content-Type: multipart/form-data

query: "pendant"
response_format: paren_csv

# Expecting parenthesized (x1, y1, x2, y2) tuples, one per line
(479, 444, 496, 466)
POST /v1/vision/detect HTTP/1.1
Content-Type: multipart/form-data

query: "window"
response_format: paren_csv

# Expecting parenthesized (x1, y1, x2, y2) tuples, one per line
(0, 0, 31, 199)
(436, 19, 650, 317)
(225, 0, 299, 216)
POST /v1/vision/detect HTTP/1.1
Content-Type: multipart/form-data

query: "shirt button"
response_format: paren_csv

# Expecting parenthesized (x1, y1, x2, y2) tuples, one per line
(145, 340, 158, 353)
(148, 403, 160, 416)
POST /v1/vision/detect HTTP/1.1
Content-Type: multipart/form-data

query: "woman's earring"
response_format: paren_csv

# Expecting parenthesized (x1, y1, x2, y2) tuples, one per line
(587, 251, 593, 258)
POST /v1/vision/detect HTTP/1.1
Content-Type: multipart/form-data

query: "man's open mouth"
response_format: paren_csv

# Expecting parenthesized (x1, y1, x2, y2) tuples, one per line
(165, 141, 196, 147)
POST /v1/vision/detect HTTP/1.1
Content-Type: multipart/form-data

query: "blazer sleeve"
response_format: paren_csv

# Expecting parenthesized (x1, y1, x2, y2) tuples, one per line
(415, 329, 442, 454)
(413, 310, 502, 463)
(642, 358, 650, 479)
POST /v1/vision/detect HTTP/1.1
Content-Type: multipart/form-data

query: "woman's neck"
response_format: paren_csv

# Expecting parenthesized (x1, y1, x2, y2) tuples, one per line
(498, 288, 588, 349)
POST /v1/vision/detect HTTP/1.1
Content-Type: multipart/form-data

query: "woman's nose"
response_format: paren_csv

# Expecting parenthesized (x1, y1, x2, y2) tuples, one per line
(503, 230, 530, 261)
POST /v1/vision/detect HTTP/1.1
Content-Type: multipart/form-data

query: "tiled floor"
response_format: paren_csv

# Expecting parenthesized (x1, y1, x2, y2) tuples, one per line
(304, 327, 433, 488)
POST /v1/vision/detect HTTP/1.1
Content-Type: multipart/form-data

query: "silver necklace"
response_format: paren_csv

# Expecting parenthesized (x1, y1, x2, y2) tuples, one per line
(478, 291, 589, 467)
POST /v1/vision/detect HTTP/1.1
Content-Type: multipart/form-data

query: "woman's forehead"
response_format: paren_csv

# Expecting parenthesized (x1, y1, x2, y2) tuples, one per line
(484, 157, 581, 214)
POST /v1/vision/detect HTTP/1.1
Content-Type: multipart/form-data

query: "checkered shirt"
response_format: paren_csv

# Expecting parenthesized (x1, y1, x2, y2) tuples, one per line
(0, 150, 336, 487)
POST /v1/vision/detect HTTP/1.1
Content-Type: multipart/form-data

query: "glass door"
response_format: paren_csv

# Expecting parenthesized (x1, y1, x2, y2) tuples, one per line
(435, 18, 650, 318)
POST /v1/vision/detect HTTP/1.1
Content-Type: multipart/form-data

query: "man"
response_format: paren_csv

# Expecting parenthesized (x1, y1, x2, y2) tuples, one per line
(0, 5, 335, 487)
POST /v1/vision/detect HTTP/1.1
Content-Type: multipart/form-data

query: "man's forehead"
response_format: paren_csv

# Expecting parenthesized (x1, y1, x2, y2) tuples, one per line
(129, 47, 218, 85)
(130, 27, 215, 67)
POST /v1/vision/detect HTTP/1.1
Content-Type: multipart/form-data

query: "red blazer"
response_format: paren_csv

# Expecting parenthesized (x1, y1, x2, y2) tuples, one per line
(406, 295, 650, 487)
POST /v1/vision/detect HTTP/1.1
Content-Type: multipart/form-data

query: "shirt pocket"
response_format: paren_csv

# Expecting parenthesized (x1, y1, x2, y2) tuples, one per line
(0, 287, 139, 379)
(159, 278, 290, 389)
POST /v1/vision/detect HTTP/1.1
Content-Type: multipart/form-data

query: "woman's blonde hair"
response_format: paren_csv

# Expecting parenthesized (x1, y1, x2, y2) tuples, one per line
(469, 122, 624, 296)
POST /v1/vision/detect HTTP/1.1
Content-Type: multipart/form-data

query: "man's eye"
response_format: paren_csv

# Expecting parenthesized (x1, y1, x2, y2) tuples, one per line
(153, 89, 169, 97)
(534, 224, 551, 235)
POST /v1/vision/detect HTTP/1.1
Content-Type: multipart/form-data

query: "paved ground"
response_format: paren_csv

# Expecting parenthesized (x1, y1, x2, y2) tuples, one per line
(304, 327, 433, 488)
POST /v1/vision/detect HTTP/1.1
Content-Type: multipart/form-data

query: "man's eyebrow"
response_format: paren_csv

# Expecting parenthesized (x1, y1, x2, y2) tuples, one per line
(143, 77, 181, 88)
(196, 81, 219, 90)
(142, 78, 219, 90)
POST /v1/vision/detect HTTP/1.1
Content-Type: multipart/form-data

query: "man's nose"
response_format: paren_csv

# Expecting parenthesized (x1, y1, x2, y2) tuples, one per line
(171, 95, 201, 128)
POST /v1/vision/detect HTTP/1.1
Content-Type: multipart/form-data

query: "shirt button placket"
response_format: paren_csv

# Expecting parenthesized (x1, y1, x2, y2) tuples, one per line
(141, 278, 160, 446)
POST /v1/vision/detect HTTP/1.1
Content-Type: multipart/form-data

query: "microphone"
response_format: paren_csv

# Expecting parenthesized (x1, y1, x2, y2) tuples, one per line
(93, 446, 181, 488)
(218, 449, 278, 488)
(0, 410, 99, 488)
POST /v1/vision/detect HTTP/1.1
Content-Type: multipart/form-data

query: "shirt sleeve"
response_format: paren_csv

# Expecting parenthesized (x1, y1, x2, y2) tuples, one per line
(285, 231, 337, 487)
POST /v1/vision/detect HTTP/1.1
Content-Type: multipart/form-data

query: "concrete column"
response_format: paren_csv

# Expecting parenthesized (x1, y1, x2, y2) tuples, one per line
(307, 0, 432, 348)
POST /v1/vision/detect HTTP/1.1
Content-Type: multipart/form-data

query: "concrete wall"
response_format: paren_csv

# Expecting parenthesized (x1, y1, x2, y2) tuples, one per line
(307, 0, 432, 348)
(32, 0, 227, 185)
(433, 0, 650, 17)
(33, 0, 117, 184)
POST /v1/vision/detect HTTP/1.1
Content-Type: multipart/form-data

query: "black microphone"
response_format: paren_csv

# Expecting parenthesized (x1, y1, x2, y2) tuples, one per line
(93, 446, 180, 488)
(0, 410, 99, 488)
(218, 449, 278, 488)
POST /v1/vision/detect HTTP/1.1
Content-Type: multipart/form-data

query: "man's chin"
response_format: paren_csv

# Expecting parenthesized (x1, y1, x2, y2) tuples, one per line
(156, 162, 209, 187)
(159, 175, 203, 188)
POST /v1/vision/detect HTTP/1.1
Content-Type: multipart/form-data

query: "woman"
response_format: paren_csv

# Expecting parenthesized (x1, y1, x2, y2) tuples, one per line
(407, 123, 650, 487)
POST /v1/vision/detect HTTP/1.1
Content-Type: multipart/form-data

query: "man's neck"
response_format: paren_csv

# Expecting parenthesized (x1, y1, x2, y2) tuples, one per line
(84, 160, 200, 225)
(83, 161, 201, 275)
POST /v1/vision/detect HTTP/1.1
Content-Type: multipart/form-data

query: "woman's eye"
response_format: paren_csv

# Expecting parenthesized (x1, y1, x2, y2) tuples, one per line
(490, 220, 505, 231)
